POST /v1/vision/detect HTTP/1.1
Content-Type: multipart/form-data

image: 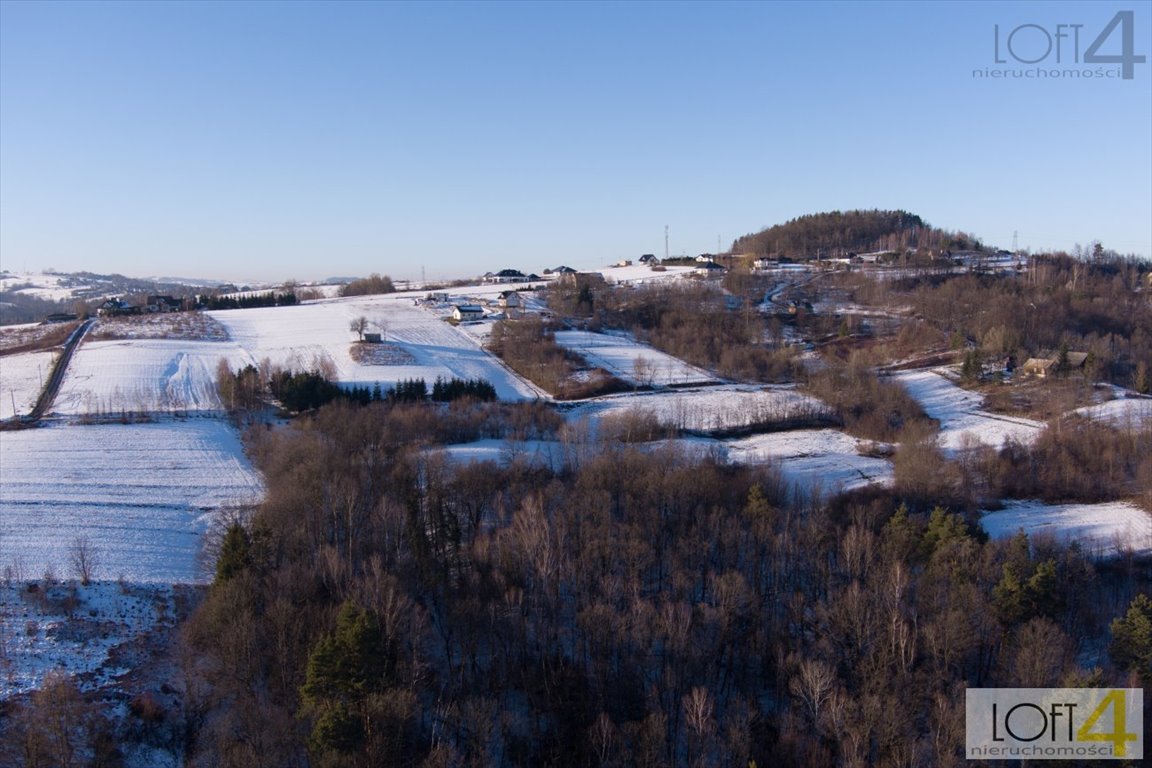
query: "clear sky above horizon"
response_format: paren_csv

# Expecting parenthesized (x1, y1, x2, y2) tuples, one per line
(1, 0, 1149, 283)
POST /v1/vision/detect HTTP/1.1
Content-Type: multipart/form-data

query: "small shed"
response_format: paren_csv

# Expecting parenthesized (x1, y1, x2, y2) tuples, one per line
(363, 332, 382, 344)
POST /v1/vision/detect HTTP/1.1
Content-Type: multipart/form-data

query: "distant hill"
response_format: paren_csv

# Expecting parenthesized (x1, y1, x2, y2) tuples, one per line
(0, 270, 218, 325)
(731, 209, 984, 259)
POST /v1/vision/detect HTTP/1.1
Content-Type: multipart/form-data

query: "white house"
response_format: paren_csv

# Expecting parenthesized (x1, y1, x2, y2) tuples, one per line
(693, 261, 726, 277)
(452, 304, 486, 322)
(497, 290, 521, 309)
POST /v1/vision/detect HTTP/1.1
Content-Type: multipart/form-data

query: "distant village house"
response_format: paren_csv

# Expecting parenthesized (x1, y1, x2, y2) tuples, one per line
(147, 295, 184, 313)
(96, 299, 140, 317)
(482, 269, 533, 284)
(693, 261, 726, 277)
(1021, 351, 1089, 378)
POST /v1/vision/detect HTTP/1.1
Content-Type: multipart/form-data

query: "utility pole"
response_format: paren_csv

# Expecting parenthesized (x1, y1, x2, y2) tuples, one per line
(664, 225, 669, 261)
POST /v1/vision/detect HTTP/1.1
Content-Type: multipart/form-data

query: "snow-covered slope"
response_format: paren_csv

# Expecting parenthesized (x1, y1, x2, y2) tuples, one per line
(210, 290, 540, 400)
(982, 500, 1152, 559)
(894, 369, 1043, 450)
(53, 339, 248, 416)
(0, 421, 263, 584)
(554, 330, 714, 386)
(0, 351, 53, 419)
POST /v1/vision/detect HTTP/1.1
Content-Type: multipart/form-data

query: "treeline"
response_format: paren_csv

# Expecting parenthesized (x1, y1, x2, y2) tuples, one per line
(550, 280, 797, 383)
(340, 273, 396, 297)
(731, 209, 982, 259)
(807, 360, 934, 442)
(971, 416, 1152, 509)
(170, 399, 1152, 768)
(198, 291, 298, 310)
(488, 317, 629, 399)
(218, 362, 498, 414)
(389, 377, 497, 403)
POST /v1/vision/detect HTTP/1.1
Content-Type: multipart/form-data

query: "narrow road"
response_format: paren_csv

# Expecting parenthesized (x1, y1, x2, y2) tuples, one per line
(25, 318, 94, 422)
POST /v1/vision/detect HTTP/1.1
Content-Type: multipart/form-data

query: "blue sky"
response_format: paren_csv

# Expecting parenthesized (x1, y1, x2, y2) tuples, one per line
(1, 0, 1149, 283)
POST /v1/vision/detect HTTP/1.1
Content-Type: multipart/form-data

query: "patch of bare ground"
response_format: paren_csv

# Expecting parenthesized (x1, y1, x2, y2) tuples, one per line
(349, 340, 416, 365)
(0, 321, 78, 355)
(0, 584, 202, 766)
(978, 377, 1100, 420)
(94, 585, 201, 763)
(91, 313, 230, 341)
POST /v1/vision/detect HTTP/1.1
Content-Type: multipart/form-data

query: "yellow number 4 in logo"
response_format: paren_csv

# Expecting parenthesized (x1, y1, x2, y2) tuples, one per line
(1077, 690, 1139, 757)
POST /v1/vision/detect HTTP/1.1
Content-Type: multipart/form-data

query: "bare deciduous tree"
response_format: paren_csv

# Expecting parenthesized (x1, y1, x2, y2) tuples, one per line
(69, 536, 98, 586)
(350, 315, 369, 341)
(789, 656, 837, 727)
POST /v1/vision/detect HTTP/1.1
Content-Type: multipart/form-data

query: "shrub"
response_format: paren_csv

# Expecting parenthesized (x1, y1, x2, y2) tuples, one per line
(340, 274, 396, 297)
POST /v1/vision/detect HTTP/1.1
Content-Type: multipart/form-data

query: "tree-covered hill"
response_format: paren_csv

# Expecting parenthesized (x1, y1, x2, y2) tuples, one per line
(731, 209, 984, 259)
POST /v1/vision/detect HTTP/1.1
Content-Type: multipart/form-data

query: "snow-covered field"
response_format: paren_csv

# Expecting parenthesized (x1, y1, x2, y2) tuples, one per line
(894, 369, 1043, 450)
(597, 264, 696, 283)
(0, 421, 263, 584)
(211, 289, 541, 400)
(1075, 396, 1152, 428)
(434, 438, 565, 471)
(982, 500, 1152, 559)
(726, 429, 893, 496)
(0, 350, 53, 420)
(53, 339, 248, 416)
(554, 330, 714, 386)
(570, 384, 831, 433)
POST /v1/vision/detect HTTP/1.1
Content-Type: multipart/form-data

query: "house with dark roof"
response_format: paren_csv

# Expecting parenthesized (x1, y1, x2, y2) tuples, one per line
(147, 295, 183, 313)
(482, 269, 528, 284)
(452, 304, 486, 322)
(693, 261, 727, 277)
(96, 299, 139, 317)
(497, 290, 521, 309)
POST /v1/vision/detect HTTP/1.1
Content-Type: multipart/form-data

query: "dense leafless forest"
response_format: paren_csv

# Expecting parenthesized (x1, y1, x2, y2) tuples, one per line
(150, 396, 1147, 768)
